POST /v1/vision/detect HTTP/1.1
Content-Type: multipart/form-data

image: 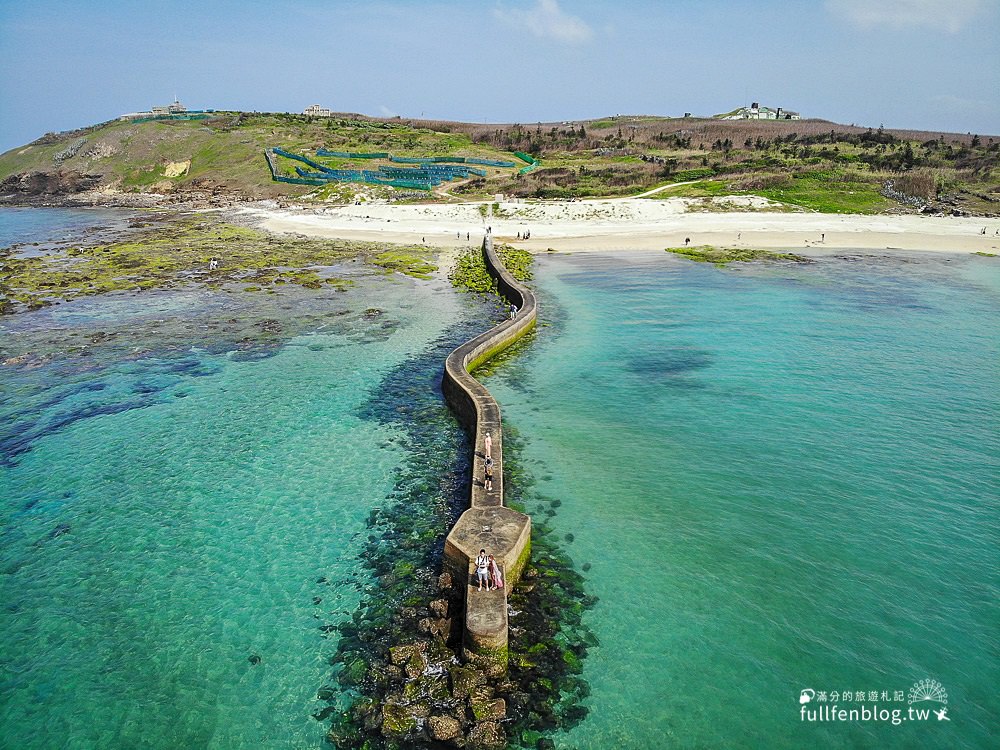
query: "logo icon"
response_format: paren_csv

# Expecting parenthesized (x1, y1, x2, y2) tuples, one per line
(908, 679, 947, 705)
(934, 708, 951, 721)
(799, 689, 815, 705)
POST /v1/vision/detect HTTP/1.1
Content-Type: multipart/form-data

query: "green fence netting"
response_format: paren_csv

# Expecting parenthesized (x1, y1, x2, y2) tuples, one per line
(268, 147, 512, 190)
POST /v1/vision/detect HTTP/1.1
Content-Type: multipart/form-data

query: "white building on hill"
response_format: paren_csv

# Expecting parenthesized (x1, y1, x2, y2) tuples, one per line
(303, 104, 332, 117)
(723, 102, 800, 120)
(120, 97, 188, 120)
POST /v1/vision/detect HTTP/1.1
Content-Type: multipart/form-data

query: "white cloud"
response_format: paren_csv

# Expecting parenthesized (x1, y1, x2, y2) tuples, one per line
(825, 0, 988, 33)
(493, 0, 594, 44)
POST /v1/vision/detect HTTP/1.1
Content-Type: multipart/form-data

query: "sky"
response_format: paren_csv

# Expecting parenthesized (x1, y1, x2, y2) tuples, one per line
(1, 0, 998, 152)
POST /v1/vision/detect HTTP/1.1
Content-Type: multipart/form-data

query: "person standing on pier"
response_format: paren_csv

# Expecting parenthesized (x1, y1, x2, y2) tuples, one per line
(484, 431, 492, 459)
(476, 549, 490, 591)
(484, 456, 494, 491)
(487, 555, 504, 591)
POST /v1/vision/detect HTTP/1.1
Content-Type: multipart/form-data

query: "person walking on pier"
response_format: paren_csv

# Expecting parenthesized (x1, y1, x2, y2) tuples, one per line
(476, 549, 490, 591)
(487, 555, 504, 591)
(484, 431, 492, 459)
(484, 456, 494, 491)
(509, 304, 518, 319)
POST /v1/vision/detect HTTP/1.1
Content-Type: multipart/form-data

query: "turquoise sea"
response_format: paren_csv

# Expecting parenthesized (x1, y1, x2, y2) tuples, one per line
(0, 208, 478, 748)
(485, 250, 999, 749)
(2, 208, 998, 748)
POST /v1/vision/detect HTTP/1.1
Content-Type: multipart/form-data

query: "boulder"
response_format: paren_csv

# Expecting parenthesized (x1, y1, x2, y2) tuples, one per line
(471, 697, 506, 722)
(405, 649, 428, 679)
(428, 714, 461, 742)
(429, 618, 451, 638)
(466, 721, 506, 750)
(430, 598, 449, 618)
(438, 572, 453, 591)
(381, 701, 416, 738)
(449, 664, 484, 700)
(390, 644, 415, 665)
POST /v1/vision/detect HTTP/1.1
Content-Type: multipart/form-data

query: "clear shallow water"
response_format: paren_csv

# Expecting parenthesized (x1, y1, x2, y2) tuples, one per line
(0, 210, 473, 747)
(0, 206, 135, 256)
(486, 251, 1000, 749)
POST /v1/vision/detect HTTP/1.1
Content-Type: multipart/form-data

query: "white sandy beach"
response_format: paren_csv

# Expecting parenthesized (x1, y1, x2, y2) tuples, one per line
(241, 197, 1000, 256)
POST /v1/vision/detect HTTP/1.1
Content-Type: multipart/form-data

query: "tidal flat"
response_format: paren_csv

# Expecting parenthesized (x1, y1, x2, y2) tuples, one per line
(0, 209, 438, 314)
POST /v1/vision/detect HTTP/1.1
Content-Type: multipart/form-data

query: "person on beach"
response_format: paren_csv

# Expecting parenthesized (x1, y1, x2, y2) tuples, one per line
(484, 431, 492, 459)
(484, 456, 494, 491)
(487, 555, 504, 590)
(821, 233, 825, 242)
(476, 549, 490, 590)
(209, 257, 218, 271)
(684, 237, 690, 246)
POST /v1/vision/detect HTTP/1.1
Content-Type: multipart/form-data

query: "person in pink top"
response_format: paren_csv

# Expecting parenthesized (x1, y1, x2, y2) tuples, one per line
(487, 555, 504, 590)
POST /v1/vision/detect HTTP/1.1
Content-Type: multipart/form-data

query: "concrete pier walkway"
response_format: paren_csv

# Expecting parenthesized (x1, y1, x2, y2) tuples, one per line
(442, 235, 536, 671)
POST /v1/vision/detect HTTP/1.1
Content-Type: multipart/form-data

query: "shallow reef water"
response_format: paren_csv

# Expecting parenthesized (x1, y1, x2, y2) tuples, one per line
(485, 250, 1000, 750)
(320, 288, 598, 749)
(2, 209, 604, 750)
(0, 209, 504, 748)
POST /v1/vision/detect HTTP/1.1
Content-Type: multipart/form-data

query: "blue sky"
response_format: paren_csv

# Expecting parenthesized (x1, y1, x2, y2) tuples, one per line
(1, 0, 997, 152)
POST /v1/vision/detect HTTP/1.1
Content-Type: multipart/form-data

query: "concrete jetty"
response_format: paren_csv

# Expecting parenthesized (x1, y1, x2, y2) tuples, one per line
(442, 235, 535, 672)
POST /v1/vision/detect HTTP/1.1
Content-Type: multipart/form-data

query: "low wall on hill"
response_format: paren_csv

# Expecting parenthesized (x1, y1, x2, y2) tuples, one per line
(442, 235, 536, 671)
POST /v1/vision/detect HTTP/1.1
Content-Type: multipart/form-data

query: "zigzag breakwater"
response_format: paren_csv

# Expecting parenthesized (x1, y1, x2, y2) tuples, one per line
(442, 235, 536, 671)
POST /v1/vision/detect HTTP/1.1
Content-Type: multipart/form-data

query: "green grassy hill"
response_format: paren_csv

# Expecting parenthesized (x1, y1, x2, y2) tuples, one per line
(0, 112, 529, 201)
(2, 111, 997, 214)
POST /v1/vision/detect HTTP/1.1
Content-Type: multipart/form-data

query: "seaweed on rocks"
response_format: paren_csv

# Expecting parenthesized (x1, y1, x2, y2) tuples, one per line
(319, 294, 504, 748)
(319, 311, 597, 749)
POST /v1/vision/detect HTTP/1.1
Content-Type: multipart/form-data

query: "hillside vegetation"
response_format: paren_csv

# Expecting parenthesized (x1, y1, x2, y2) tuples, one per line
(1, 111, 997, 215)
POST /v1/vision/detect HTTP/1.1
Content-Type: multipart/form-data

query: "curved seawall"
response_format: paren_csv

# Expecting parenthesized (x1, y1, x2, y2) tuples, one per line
(442, 236, 535, 671)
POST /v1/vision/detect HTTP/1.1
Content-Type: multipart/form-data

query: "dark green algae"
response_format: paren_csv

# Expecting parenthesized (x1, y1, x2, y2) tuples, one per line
(0, 211, 438, 314)
(665, 244, 812, 267)
(318, 262, 598, 749)
(449, 244, 532, 294)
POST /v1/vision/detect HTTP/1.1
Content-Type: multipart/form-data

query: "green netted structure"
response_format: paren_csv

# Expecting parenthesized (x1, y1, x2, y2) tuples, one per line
(315, 150, 389, 159)
(129, 113, 213, 124)
(315, 149, 516, 168)
(514, 151, 541, 174)
(266, 147, 517, 190)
